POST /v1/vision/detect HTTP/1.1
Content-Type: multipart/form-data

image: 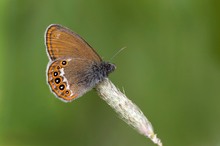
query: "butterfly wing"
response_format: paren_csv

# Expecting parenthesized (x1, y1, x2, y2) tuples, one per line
(45, 24, 102, 62)
(47, 58, 95, 102)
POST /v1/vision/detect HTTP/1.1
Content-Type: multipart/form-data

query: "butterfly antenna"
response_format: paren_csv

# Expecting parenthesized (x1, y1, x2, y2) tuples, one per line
(109, 47, 126, 61)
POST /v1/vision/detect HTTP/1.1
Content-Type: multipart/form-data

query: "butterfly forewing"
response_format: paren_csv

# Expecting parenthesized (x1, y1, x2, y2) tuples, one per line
(45, 24, 102, 62)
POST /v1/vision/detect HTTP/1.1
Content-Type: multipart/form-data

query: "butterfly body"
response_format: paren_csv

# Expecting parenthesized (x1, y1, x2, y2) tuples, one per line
(45, 24, 115, 102)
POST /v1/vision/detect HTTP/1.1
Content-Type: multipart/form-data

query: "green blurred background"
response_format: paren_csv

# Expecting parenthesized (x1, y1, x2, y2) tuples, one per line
(1, 0, 220, 146)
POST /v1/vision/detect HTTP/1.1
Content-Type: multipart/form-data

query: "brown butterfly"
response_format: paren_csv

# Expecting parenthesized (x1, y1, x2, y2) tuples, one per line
(45, 24, 116, 102)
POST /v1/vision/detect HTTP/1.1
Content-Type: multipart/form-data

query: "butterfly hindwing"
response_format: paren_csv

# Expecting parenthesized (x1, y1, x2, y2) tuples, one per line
(47, 59, 77, 102)
(47, 58, 96, 102)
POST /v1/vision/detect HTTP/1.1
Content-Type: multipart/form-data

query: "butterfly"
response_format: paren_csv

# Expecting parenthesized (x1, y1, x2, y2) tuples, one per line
(45, 24, 116, 102)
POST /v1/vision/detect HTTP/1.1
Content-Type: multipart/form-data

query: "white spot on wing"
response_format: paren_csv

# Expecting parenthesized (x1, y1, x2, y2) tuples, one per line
(67, 58, 72, 62)
(59, 67, 73, 96)
(60, 68, 65, 76)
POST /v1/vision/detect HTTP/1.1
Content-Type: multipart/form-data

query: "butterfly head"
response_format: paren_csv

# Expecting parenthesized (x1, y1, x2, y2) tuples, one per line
(102, 62, 116, 76)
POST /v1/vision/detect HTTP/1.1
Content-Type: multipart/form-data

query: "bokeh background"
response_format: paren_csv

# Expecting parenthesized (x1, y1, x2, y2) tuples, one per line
(1, 0, 220, 146)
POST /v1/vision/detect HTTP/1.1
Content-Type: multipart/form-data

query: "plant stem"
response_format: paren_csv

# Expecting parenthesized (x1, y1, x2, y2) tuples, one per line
(96, 78, 162, 146)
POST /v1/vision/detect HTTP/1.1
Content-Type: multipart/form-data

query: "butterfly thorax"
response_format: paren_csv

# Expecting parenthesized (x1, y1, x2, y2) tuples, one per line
(77, 61, 116, 88)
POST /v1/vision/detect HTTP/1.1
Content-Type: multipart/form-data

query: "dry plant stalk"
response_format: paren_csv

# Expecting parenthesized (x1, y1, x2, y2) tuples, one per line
(96, 78, 162, 146)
